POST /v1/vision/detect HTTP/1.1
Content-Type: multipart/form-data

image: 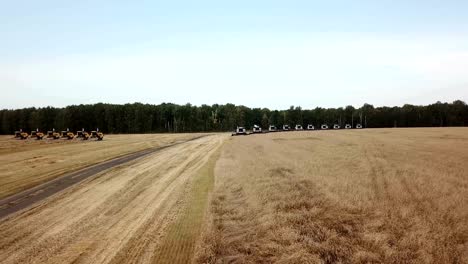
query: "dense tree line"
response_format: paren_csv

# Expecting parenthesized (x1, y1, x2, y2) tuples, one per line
(1, 101, 467, 134)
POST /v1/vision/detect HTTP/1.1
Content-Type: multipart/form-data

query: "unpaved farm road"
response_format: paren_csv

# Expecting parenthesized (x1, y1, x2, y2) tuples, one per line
(0, 134, 226, 264)
(0, 135, 207, 219)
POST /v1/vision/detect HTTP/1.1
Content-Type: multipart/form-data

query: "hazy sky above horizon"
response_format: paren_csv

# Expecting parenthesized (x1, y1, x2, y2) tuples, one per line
(1, 0, 467, 110)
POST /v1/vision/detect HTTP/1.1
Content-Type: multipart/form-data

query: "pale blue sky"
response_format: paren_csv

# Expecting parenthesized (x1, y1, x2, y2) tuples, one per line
(1, 0, 467, 109)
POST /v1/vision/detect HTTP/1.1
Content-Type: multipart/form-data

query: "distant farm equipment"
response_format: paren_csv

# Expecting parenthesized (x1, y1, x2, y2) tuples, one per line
(226, 122, 364, 137)
(232, 126, 247, 136)
(31, 129, 45, 140)
(90, 129, 104, 140)
(252, 125, 262, 133)
(47, 129, 61, 139)
(14, 129, 28, 139)
(76, 129, 84, 138)
(82, 131, 91, 140)
(13, 129, 29, 140)
(61, 129, 75, 140)
(76, 129, 91, 140)
(14, 128, 104, 141)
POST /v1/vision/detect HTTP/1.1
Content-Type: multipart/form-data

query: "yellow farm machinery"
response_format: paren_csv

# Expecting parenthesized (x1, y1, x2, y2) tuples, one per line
(77, 128, 91, 140)
(31, 129, 45, 140)
(14, 129, 29, 140)
(90, 129, 104, 140)
(15, 128, 103, 141)
(61, 129, 75, 140)
(47, 129, 61, 139)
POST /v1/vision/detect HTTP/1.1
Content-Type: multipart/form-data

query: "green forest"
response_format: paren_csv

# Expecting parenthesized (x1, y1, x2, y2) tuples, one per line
(1, 100, 467, 134)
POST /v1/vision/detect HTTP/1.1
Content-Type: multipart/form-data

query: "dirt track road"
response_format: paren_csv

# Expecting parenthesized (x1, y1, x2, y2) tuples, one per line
(0, 135, 207, 219)
(0, 134, 226, 264)
(0, 133, 204, 199)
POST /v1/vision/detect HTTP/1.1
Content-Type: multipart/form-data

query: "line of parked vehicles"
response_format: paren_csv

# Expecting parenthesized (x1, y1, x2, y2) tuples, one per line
(233, 123, 363, 136)
(14, 128, 104, 140)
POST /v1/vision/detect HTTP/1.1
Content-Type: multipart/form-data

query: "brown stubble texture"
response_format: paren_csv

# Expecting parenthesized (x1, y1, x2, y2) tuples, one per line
(0, 133, 209, 199)
(197, 128, 468, 264)
(0, 134, 227, 264)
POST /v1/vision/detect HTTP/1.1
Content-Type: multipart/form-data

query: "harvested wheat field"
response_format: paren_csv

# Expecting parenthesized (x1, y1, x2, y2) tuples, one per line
(0, 134, 227, 263)
(0, 133, 206, 199)
(198, 128, 468, 263)
(0, 128, 467, 264)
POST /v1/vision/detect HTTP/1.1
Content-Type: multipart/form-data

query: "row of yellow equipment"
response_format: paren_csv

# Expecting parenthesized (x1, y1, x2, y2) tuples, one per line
(14, 129, 104, 140)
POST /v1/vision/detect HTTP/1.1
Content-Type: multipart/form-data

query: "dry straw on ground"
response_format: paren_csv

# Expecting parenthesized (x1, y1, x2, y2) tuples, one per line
(0, 134, 226, 264)
(0, 133, 204, 199)
(198, 128, 468, 263)
(1, 129, 467, 264)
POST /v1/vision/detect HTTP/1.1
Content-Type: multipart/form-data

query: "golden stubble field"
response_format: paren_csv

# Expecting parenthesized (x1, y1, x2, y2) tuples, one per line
(0, 134, 227, 264)
(199, 128, 468, 263)
(0, 133, 207, 199)
(0, 128, 467, 264)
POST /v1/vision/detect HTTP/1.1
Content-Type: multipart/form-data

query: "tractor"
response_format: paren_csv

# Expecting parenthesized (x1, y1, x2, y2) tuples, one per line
(76, 128, 92, 140)
(47, 129, 61, 139)
(61, 129, 75, 140)
(15, 129, 29, 139)
(82, 131, 91, 140)
(31, 129, 45, 140)
(90, 129, 104, 140)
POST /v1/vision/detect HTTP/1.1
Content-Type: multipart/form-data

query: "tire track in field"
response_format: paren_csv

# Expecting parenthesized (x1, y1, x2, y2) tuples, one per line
(0, 134, 227, 264)
(363, 138, 392, 203)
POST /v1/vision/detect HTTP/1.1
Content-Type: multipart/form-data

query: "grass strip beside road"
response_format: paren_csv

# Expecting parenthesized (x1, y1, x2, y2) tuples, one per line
(153, 146, 221, 264)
